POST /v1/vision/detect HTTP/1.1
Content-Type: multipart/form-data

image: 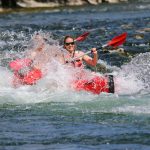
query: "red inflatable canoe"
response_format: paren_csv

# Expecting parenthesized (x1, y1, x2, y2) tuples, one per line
(9, 58, 32, 71)
(9, 58, 42, 87)
(9, 58, 114, 94)
(73, 75, 114, 94)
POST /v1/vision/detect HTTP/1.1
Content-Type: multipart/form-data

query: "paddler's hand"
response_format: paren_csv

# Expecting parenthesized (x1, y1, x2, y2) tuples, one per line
(91, 48, 97, 55)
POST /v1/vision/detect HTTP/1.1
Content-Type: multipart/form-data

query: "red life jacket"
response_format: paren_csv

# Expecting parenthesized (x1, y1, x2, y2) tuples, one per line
(65, 51, 83, 68)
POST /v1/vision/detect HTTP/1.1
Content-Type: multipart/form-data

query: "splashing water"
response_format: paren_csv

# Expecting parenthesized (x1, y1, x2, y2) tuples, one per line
(0, 31, 72, 103)
(114, 52, 150, 95)
(0, 31, 149, 105)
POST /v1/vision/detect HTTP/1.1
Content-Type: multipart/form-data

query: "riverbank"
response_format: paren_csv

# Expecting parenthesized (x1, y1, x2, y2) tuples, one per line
(0, 1, 150, 15)
(0, 0, 129, 14)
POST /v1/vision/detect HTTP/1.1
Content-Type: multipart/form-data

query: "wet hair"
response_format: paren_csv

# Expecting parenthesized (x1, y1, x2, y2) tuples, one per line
(64, 35, 74, 44)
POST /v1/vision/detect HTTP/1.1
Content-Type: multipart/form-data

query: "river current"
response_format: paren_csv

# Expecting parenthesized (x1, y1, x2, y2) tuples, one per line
(0, 2, 150, 150)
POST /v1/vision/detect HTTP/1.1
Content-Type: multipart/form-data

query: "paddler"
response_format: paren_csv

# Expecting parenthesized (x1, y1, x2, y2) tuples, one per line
(10, 33, 67, 87)
(10, 34, 66, 87)
(63, 35, 115, 94)
(63, 35, 98, 68)
(9, 34, 46, 87)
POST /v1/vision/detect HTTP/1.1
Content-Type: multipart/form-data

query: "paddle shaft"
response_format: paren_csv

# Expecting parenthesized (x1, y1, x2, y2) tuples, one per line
(70, 44, 107, 62)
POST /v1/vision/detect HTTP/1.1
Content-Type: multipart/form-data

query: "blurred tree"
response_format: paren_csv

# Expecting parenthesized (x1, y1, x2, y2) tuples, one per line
(1, 0, 18, 8)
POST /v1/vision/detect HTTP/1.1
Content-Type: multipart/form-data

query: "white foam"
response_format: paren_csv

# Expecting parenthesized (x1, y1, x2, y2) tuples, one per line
(0, 31, 149, 108)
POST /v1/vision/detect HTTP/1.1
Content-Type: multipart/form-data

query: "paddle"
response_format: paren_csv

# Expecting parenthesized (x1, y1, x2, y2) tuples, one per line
(106, 32, 127, 48)
(71, 32, 127, 62)
(75, 32, 90, 42)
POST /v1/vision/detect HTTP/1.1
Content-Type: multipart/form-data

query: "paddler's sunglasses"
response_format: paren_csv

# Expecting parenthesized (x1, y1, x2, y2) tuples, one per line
(65, 42, 75, 46)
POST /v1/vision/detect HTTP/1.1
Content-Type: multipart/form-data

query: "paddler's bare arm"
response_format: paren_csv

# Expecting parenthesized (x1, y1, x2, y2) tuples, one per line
(54, 53, 65, 64)
(26, 51, 43, 69)
(83, 48, 98, 67)
(29, 51, 36, 60)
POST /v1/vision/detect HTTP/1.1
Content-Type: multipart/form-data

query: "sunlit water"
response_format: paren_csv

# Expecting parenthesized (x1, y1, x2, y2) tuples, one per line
(0, 2, 150, 150)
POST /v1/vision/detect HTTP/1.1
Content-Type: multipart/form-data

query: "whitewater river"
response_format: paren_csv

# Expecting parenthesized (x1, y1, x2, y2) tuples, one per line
(0, 2, 150, 150)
